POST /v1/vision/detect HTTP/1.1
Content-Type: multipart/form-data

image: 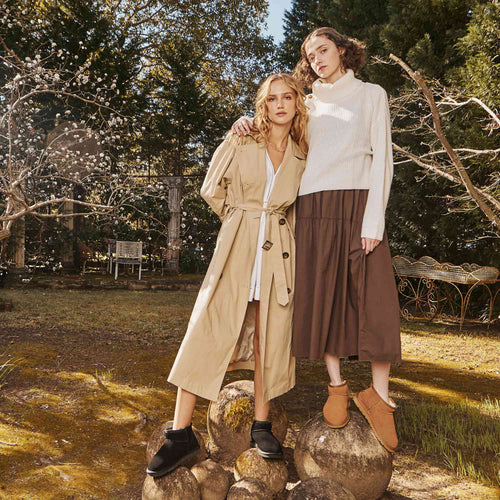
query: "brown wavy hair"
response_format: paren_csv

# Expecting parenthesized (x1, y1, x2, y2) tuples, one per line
(253, 73, 309, 155)
(293, 27, 366, 89)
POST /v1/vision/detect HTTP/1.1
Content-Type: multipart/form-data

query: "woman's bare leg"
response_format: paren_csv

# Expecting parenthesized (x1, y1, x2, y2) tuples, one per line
(147, 386, 198, 476)
(324, 352, 343, 385)
(371, 361, 391, 403)
(173, 387, 197, 429)
(253, 301, 270, 420)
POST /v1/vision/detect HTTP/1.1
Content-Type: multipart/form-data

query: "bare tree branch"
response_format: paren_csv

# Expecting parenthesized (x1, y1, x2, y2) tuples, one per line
(390, 53, 500, 230)
(438, 96, 500, 128)
(393, 143, 500, 211)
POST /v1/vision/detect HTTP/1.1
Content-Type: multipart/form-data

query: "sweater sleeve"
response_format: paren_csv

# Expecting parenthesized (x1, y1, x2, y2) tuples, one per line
(200, 133, 238, 219)
(361, 86, 394, 241)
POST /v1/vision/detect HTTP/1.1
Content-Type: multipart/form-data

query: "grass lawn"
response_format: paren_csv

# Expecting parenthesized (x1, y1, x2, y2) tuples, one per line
(0, 288, 499, 499)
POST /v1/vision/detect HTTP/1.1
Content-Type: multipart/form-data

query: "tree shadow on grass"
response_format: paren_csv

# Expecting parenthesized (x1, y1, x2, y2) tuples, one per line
(0, 369, 180, 498)
(391, 358, 500, 402)
(2, 325, 499, 498)
(401, 319, 500, 339)
(92, 374, 148, 432)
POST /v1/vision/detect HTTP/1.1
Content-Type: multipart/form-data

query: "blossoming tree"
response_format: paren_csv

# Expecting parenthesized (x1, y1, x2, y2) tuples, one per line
(0, 25, 157, 266)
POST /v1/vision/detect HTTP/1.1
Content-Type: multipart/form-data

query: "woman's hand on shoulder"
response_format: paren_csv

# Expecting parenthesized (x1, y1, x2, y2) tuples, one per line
(361, 237, 380, 255)
(231, 116, 254, 136)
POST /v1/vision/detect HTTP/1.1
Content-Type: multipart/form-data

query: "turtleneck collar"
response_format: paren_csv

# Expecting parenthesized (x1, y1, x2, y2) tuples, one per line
(312, 69, 361, 103)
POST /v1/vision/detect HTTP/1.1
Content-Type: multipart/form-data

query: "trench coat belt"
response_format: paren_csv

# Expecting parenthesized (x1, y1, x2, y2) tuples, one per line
(228, 204, 291, 306)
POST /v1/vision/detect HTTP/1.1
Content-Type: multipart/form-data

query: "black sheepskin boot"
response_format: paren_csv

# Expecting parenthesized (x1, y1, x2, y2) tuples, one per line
(250, 420, 283, 459)
(146, 424, 200, 477)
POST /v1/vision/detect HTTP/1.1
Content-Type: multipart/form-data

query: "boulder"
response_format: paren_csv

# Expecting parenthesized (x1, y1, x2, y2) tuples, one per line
(207, 380, 287, 463)
(146, 421, 207, 468)
(142, 467, 200, 500)
(294, 411, 392, 500)
(226, 478, 274, 499)
(234, 448, 287, 495)
(288, 477, 356, 499)
(190, 459, 230, 500)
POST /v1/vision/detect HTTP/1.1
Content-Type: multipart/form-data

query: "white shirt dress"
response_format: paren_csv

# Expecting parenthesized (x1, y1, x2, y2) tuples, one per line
(248, 151, 281, 302)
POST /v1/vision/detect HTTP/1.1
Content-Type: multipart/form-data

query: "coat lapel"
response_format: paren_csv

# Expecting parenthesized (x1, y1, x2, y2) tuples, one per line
(268, 137, 306, 206)
(253, 142, 267, 204)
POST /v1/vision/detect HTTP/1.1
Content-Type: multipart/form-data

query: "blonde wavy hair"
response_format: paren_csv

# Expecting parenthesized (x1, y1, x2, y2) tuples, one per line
(253, 73, 309, 155)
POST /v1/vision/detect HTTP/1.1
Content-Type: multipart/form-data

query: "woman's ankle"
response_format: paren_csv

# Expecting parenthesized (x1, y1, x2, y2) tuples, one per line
(329, 379, 345, 386)
(172, 419, 192, 430)
(254, 411, 270, 421)
(371, 383, 390, 405)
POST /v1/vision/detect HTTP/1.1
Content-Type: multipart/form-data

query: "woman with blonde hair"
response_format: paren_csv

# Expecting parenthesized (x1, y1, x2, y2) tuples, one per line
(233, 27, 401, 453)
(147, 73, 308, 477)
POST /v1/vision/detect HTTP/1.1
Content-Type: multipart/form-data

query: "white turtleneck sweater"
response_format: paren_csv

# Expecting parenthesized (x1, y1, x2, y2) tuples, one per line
(299, 69, 393, 241)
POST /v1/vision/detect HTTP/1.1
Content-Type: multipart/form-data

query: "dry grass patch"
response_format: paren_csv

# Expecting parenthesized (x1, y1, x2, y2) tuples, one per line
(0, 289, 499, 498)
(1, 288, 196, 337)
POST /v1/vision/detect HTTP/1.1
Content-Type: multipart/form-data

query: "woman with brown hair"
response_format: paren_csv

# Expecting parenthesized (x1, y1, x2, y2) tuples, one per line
(147, 73, 308, 478)
(233, 27, 401, 453)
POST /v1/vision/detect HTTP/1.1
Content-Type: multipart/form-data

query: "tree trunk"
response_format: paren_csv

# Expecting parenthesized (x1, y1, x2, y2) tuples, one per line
(11, 217, 25, 270)
(73, 184, 85, 271)
(165, 176, 183, 275)
(61, 201, 75, 270)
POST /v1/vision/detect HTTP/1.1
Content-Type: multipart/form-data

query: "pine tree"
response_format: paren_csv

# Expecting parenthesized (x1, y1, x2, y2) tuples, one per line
(457, 1, 500, 107)
(277, 0, 500, 266)
(278, 0, 319, 70)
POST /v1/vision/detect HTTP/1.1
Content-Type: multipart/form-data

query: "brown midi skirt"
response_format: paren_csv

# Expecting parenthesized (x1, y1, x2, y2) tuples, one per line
(292, 190, 401, 363)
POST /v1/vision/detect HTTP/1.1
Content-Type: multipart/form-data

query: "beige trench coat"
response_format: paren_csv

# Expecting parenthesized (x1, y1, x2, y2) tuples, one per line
(168, 133, 306, 402)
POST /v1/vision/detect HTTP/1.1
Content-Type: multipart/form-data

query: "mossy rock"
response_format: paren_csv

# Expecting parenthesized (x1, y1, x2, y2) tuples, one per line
(223, 397, 253, 433)
(234, 448, 288, 495)
(190, 459, 230, 500)
(142, 467, 200, 500)
(207, 380, 287, 464)
(294, 412, 392, 500)
(226, 478, 273, 499)
(288, 477, 356, 499)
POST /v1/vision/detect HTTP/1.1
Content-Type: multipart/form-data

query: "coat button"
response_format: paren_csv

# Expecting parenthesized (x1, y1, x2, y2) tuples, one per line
(279, 218, 286, 225)
(287, 287, 291, 293)
(283, 252, 289, 259)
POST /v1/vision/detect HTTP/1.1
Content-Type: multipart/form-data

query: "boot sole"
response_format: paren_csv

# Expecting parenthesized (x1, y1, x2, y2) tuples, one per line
(145, 447, 200, 478)
(353, 395, 397, 453)
(250, 441, 283, 460)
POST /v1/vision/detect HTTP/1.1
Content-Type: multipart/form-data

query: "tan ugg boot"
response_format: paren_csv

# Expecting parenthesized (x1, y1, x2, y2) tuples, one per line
(323, 381, 350, 428)
(353, 384, 398, 452)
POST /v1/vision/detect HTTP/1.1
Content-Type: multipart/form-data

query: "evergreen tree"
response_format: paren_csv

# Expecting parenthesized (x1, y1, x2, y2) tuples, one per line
(380, 0, 481, 86)
(279, 0, 319, 70)
(457, 0, 500, 107)
(140, 38, 215, 177)
(277, 0, 500, 267)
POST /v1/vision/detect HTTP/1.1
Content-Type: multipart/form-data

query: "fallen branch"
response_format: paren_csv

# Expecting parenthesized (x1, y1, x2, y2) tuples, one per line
(0, 440, 18, 446)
